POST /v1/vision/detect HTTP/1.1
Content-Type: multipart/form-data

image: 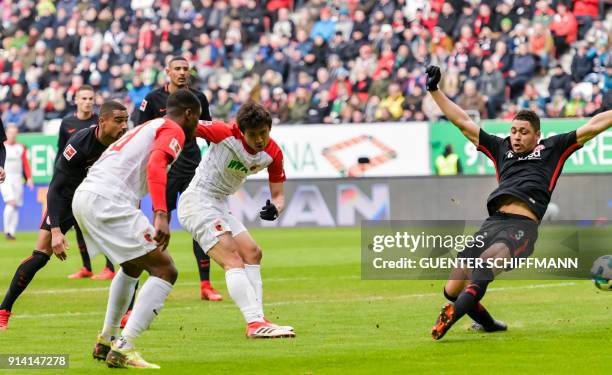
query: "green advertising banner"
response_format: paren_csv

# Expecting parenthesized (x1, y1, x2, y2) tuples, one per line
(17, 134, 58, 184)
(431, 119, 612, 175)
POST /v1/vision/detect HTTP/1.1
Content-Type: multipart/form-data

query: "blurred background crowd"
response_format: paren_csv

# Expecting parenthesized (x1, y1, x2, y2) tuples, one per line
(0, 0, 611, 131)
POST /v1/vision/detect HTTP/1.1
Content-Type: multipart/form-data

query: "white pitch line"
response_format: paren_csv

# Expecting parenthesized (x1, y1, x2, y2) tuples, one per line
(12, 282, 577, 320)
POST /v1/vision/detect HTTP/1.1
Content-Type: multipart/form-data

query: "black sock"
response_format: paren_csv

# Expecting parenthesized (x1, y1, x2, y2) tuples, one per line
(453, 268, 494, 321)
(444, 288, 496, 328)
(127, 281, 138, 311)
(75, 226, 91, 271)
(193, 240, 210, 282)
(0, 251, 50, 311)
(105, 257, 115, 272)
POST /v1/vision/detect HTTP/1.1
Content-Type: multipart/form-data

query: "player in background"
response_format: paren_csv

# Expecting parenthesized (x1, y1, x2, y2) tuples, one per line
(178, 101, 295, 339)
(0, 118, 6, 183)
(0, 101, 128, 331)
(76, 90, 199, 369)
(134, 56, 220, 301)
(1, 126, 33, 240)
(59, 85, 116, 280)
(425, 65, 612, 340)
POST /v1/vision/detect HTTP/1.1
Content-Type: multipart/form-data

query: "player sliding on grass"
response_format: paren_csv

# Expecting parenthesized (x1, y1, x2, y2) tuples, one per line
(73, 89, 200, 369)
(425, 65, 612, 340)
(177, 101, 295, 339)
(0, 101, 129, 330)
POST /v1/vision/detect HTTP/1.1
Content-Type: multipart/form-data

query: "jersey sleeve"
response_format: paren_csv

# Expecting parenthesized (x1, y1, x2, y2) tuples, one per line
(197, 92, 213, 121)
(55, 121, 68, 164)
(477, 128, 505, 161)
(266, 140, 286, 183)
(57, 130, 88, 168)
(545, 131, 582, 154)
(136, 93, 157, 125)
(0, 120, 5, 167)
(195, 120, 234, 144)
(152, 122, 186, 162)
(21, 144, 31, 180)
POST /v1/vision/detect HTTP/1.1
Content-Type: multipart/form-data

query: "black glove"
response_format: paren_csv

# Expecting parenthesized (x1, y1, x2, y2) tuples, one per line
(425, 65, 441, 92)
(259, 199, 279, 221)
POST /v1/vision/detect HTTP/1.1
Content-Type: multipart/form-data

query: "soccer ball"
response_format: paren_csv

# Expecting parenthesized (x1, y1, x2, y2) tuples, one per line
(590, 255, 612, 291)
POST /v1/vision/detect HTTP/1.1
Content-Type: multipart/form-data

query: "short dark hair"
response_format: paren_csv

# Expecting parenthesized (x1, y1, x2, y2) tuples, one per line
(77, 84, 94, 94)
(167, 88, 201, 114)
(99, 100, 127, 118)
(168, 56, 188, 67)
(513, 109, 540, 132)
(236, 101, 272, 132)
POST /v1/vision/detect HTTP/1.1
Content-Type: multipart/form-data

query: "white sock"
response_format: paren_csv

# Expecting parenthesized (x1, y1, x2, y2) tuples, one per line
(9, 206, 18, 234)
(121, 276, 173, 348)
(3, 205, 17, 235)
(225, 268, 264, 323)
(244, 264, 263, 312)
(101, 269, 139, 340)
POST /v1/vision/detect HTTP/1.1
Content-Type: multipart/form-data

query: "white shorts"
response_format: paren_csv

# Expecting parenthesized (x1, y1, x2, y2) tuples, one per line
(177, 190, 246, 253)
(1, 180, 23, 206)
(72, 190, 157, 265)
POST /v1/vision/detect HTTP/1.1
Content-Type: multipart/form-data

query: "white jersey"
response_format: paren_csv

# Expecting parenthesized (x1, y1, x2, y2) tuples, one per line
(3, 142, 30, 183)
(187, 120, 285, 197)
(77, 118, 185, 204)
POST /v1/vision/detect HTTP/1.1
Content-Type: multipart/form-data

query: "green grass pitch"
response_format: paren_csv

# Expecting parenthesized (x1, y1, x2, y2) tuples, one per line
(0, 227, 610, 374)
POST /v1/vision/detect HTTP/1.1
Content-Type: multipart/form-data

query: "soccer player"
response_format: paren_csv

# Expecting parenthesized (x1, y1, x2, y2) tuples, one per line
(1, 125, 33, 240)
(60, 85, 116, 280)
(425, 65, 612, 340)
(177, 101, 295, 339)
(135, 56, 221, 301)
(77, 89, 200, 369)
(0, 101, 128, 331)
(0, 118, 6, 183)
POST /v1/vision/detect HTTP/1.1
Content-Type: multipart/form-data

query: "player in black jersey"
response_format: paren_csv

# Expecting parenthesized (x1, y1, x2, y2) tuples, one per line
(134, 56, 222, 302)
(0, 118, 7, 181)
(0, 101, 128, 330)
(425, 66, 612, 340)
(58, 85, 116, 280)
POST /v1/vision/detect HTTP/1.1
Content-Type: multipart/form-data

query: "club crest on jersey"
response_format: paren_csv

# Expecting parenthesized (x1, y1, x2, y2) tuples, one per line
(505, 150, 515, 159)
(169, 138, 182, 156)
(139, 99, 148, 111)
(143, 228, 153, 243)
(63, 144, 77, 160)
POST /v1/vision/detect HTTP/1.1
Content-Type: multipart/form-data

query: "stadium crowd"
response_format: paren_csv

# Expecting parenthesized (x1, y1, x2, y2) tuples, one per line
(0, 0, 611, 130)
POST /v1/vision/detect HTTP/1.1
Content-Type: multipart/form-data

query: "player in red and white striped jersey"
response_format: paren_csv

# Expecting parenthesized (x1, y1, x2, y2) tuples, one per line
(1, 125, 32, 240)
(178, 101, 295, 339)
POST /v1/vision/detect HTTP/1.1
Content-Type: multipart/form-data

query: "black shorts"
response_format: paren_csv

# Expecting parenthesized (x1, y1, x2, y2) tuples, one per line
(166, 171, 195, 212)
(39, 208, 77, 235)
(458, 212, 539, 260)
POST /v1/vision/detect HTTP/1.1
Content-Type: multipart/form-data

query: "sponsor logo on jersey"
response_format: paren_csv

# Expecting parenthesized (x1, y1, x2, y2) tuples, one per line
(169, 138, 182, 156)
(139, 99, 148, 111)
(63, 144, 77, 160)
(67, 128, 77, 133)
(518, 144, 545, 161)
(227, 159, 248, 173)
(159, 108, 166, 113)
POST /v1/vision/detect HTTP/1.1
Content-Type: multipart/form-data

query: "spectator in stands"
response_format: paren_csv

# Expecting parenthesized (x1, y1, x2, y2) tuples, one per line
(549, 2, 578, 57)
(571, 42, 595, 82)
(573, 0, 600, 39)
(310, 7, 335, 41)
(529, 22, 555, 71)
(507, 43, 537, 99)
(376, 82, 404, 121)
(478, 59, 505, 118)
(457, 80, 487, 119)
(548, 64, 574, 99)
(19, 99, 44, 133)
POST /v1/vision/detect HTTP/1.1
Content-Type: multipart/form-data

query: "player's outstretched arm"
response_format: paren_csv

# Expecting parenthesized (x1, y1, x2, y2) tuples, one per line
(576, 109, 612, 145)
(425, 66, 480, 145)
